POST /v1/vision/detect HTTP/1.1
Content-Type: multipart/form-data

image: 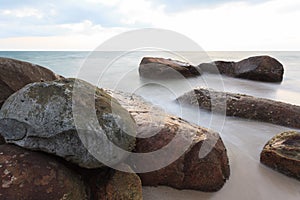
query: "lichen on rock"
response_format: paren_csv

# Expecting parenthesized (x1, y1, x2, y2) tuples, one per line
(0, 78, 136, 169)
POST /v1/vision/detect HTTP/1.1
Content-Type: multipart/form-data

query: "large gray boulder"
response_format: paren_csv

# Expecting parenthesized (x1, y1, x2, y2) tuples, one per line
(0, 78, 136, 169)
(0, 57, 62, 108)
(199, 55, 284, 82)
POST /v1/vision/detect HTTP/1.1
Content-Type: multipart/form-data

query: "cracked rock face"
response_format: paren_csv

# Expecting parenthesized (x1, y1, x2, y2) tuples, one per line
(0, 57, 62, 108)
(0, 78, 136, 169)
(260, 131, 300, 181)
(0, 144, 87, 200)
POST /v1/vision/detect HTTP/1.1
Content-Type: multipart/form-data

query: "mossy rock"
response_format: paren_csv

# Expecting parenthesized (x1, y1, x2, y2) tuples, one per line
(0, 78, 136, 169)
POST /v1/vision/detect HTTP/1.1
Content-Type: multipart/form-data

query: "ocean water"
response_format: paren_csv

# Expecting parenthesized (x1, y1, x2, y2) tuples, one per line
(1, 51, 300, 199)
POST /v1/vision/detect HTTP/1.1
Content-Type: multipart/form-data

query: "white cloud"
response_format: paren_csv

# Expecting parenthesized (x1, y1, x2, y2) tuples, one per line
(0, 24, 128, 50)
(59, 20, 103, 34)
(0, 0, 300, 50)
(85, 0, 121, 7)
(116, 0, 166, 25)
(0, 8, 43, 19)
(111, 0, 300, 50)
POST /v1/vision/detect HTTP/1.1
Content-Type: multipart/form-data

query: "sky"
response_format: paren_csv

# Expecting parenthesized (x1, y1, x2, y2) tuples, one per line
(0, 0, 299, 50)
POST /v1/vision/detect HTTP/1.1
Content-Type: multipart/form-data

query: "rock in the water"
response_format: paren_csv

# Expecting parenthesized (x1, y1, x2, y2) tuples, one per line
(0, 78, 136, 169)
(106, 90, 230, 192)
(0, 144, 87, 200)
(139, 57, 201, 79)
(0, 57, 61, 108)
(260, 131, 300, 181)
(177, 88, 300, 129)
(199, 55, 284, 82)
(93, 164, 143, 200)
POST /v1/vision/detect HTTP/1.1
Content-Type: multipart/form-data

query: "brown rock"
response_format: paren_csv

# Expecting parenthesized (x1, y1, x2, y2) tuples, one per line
(139, 57, 201, 79)
(177, 88, 300, 129)
(93, 164, 143, 200)
(0, 57, 62, 108)
(199, 55, 284, 82)
(260, 131, 300, 181)
(0, 144, 87, 200)
(106, 90, 230, 192)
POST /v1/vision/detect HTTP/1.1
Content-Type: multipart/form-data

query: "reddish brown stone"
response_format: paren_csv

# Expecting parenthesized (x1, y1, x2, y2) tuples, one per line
(260, 131, 300, 181)
(177, 88, 300, 129)
(0, 57, 62, 108)
(199, 55, 284, 82)
(106, 90, 230, 192)
(139, 57, 200, 79)
(0, 144, 87, 200)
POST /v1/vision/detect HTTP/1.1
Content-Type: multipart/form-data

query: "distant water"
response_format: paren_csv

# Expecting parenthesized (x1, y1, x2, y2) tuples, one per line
(0, 51, 89, 77)
(1, 51, 300, 200)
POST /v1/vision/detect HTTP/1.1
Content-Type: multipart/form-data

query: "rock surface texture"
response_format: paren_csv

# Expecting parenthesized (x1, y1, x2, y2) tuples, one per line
(106, 89, 230, 192)
(177, 88, 300, 129)
(139, 57, 201, 79)
(199, 56, 284, 82)
(0, 57, 61, 108)
(94, 164, 143, 200)
(0, 78, 136, 169)
(0, 144, 87, 200)
(260, 131, 300, 181)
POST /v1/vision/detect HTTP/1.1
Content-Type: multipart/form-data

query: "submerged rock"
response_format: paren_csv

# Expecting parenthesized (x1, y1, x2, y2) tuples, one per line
(0, 144, 87, 200)
(199, 55, 284, 82)
(139, 57, 201, 79)
(0, 78, 136, 169)
(106, 90, 230, 192)
(260, 131, 300, 181)
(0, 57, 61, 108)
(177, 88, 300, 129)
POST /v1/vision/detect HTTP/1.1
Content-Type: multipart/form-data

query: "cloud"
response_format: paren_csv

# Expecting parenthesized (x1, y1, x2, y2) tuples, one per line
(111, 0, 300, 50)
(0, 8, 43, 18)
(0, 0, 299, 50)
(0, 26, 128, 50)
(117, 0, 165, 25)
(150, 0, 272, 12)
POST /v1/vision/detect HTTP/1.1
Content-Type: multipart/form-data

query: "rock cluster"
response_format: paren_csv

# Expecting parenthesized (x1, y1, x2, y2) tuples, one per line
(0, 58, 232, 199)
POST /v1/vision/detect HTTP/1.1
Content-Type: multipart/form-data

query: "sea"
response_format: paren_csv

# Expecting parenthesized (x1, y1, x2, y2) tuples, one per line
(1, 51, 300, 200)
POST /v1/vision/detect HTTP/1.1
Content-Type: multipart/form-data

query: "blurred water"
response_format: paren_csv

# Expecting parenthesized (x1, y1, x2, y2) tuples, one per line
(1, 51, 300, 199)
